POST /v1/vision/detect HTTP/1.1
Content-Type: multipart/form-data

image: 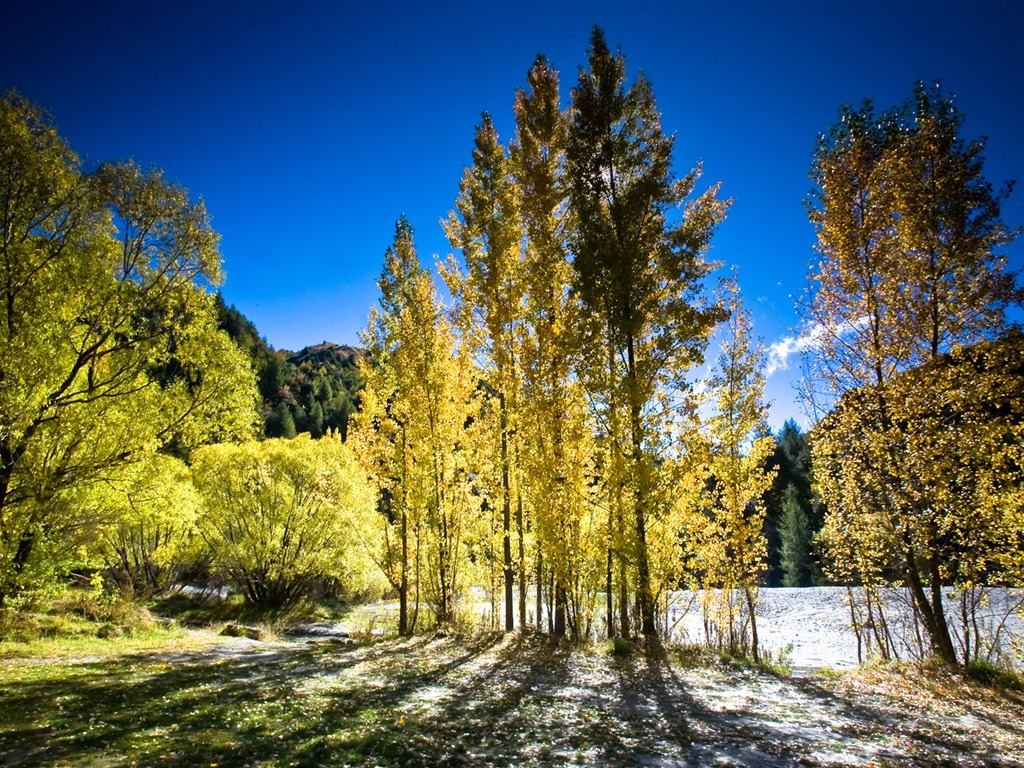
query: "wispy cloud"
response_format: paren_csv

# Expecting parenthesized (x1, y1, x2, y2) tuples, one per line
(766, 316, 869, 377)
(766, 324, 826, 377)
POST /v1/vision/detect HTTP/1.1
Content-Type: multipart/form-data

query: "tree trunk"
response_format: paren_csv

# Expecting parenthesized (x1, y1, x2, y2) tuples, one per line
(535, 549, 543, 629)
(399, 510, 409, 636)
(500, 392, 514, 632)
(554, 583, 566, 637)
(904, 544, 957, 665)
(626, 334, 656, 636)
(744, 586, 759, 663)
(606, 546, 614, 639)
(618, 554, 629, 639)
(517, 494, 526, 629)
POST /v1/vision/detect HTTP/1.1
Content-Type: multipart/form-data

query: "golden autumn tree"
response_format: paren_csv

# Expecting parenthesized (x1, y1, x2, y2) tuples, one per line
(806, 82, 1022, 665)
(511, 55, 605, 639)
(355, 218, 478, 631)
(691, 293, 775, 660)
(193, 434, 379, 610)
(444, 113, 528, 632)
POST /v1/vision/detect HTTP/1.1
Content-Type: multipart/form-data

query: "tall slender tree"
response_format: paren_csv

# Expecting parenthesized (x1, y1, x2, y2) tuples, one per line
(696, 294, 775, 659)
(356, 218, 476, 631)
(566, 28, 729, 636)
(444, 114, 527, 632)
(511, 55, 604, 638)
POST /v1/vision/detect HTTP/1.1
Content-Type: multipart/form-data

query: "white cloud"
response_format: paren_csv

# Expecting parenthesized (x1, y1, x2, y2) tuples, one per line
(765, 316, 869, 378)
(765, 324, 826, 377)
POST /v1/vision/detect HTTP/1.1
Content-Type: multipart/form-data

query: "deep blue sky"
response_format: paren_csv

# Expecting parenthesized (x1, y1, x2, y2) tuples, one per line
(3, 0, 1022, 427)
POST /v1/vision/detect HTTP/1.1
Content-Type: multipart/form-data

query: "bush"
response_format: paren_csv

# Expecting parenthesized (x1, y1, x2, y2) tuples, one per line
(192, 435, 382, 610)
(0, 584, 156, 643)
(606, 636, 634, 658)
(966, 659, 1024, 691)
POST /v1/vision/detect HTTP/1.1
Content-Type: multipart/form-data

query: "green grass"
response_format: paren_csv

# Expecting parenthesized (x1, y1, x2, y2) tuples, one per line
(0, 630, 642, 767)
(0, 624, 206, 661)
(0, 632, 508, 768)
(2, 617, 1023, 767)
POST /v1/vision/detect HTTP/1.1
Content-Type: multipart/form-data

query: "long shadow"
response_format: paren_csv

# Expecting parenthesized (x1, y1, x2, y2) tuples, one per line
(1, 635, 476, 768)
(4, 634, 1022, 767)
(777, 665, 1024, 763)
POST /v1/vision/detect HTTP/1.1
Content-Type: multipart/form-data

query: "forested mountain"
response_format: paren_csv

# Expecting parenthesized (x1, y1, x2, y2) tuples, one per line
(215, 295, 366, 441)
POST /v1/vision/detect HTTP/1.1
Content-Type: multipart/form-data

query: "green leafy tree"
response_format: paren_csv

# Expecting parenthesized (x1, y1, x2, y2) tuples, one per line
(566, 28, 729, 636)
(0, 92, 257, 605)
(88, 453, 202, 596)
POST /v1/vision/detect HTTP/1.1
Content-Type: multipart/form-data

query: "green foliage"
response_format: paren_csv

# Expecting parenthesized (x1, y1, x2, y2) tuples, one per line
(965, 659, 1024, 691)
(0, 91, 258, 606)
(0, 584, 157, 643)
(779, 483, 813, 587)
(764, 420, 822, 584)
(71, 453, 203, 597)
(606, 635, 635, 658)
(215, 297, 366, 441)
(192, 434, 383, 610)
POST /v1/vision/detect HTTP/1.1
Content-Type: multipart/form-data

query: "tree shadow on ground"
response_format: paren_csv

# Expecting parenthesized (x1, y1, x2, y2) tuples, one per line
(2, 633, 1023, 767)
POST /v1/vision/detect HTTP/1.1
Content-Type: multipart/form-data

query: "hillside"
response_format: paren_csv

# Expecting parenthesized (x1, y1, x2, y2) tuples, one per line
(216, 295, 366, 440)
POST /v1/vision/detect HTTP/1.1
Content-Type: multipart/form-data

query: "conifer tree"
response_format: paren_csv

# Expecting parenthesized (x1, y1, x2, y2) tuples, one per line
(779, 483, 813, 587)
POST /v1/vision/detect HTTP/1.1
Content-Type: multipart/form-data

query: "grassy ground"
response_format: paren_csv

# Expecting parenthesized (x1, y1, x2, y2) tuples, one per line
(2, 627, 1024, 767)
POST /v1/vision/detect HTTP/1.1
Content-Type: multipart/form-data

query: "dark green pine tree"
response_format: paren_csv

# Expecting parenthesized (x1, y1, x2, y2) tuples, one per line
(779, 483, 813, 587)
(764, 419, 821, 584)
(272, 401, 297, 439)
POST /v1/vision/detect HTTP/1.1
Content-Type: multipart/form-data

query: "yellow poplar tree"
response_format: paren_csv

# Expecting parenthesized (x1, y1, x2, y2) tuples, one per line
(444, 114, 527, 632)
(694, 294, 775, 660)
(512, 55, 604, 639)
(356, 218, 477, 630)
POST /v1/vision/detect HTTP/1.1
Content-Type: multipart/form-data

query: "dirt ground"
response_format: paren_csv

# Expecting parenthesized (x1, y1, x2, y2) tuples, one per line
(148, 631, 1024, 766)
(3, 588, 1024, 767)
